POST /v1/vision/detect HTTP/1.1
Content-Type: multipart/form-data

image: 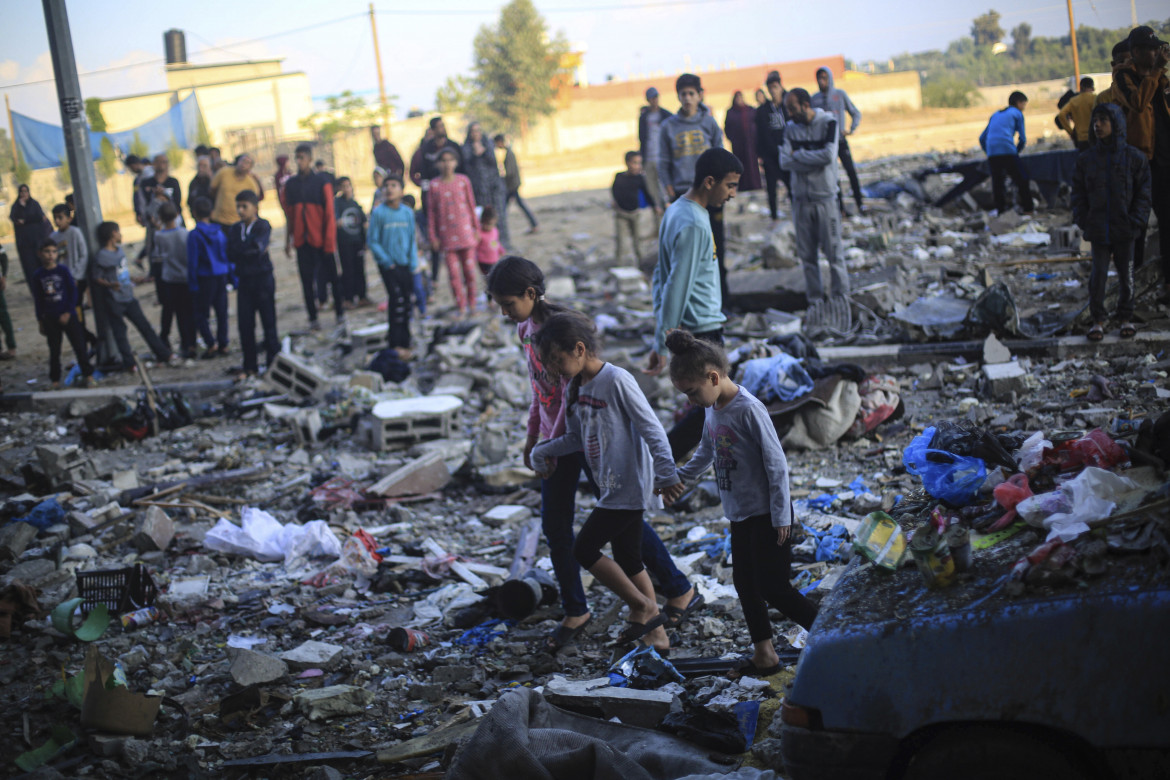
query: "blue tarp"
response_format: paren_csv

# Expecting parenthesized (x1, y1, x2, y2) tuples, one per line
(12, 94, 200, 170)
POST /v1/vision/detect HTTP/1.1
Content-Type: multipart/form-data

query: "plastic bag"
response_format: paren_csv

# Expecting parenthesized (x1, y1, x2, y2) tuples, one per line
(903, 427, 988, 507)
(660, 705, 747, 754)
(1016, 467, 1138, 542)
(204, 507, 341, 564)
(1051, 428, 1129, 473)
(930, 420, 1017, 472)
(17, 497, 65, 531)
(1014, 431, 1051, 472)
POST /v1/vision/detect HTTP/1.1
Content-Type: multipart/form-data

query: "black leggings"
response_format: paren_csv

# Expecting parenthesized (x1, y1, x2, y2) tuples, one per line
(574, 507, 645, 577)
(730, 514, 818, 643)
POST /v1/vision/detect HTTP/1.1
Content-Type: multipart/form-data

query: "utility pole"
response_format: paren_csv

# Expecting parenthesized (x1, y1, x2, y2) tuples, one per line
(43, 0, 117, 366)
(4, 95, 17, 173)
(1066, 0, 1081, 83)
(1131, 0, 1138, 28)
(369, 3, 390, 133)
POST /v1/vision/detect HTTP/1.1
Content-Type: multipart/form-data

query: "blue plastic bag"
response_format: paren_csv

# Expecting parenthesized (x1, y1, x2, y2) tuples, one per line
(903, 426, 987, 506)
(16, 497, 64, 531)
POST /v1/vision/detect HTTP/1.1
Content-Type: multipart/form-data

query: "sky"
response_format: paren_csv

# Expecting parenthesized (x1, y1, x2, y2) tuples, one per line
(0, 0, 1159, 125)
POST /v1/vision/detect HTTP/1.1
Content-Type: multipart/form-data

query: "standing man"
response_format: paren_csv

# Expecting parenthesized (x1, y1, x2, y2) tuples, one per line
(639, 87, 672, 222)
(659, 74, 728, 301)
(1113, 25, 1170, 296)
(210, 153, 263, 233)
(755, 70, 790, 224)
(1057, 77, 1096, 150)
(1096, 41, 1132, 107)
(371, 126, 405, 177)
(811, 67, 864, 216)
(978, 91, 1034, 215)
(495, 133, 538, 234)
(645, 147, 742, 458)
(283, 143, 342, 331)
(782, 88, 850, 303)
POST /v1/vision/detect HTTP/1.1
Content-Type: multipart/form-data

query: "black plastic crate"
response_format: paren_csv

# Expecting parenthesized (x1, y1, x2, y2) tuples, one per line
(75, 563, 158, 616)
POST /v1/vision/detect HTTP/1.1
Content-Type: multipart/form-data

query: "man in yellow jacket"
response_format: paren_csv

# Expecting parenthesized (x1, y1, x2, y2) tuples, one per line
(1096, 40, 1132, 107)
(1057, 77, 1096, 150)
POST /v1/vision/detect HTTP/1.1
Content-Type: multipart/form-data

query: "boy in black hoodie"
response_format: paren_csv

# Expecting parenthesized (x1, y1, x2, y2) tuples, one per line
(227, 190, 279, 378)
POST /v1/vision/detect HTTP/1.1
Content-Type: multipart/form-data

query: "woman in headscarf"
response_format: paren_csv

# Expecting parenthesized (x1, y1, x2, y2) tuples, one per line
(754, 88, 768, 108)
(724, 91, 762, 191)
(9, 184, 52, 295)
(461, 122, 509, 251)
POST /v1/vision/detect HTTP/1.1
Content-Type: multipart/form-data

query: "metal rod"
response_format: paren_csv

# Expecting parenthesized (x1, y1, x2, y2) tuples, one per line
(369, 3, 390, 133)
(1067, 0, 1081, 83)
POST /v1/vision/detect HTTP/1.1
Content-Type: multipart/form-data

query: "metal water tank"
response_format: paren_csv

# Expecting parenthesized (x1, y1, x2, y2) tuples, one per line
(164, 29, 186, 65)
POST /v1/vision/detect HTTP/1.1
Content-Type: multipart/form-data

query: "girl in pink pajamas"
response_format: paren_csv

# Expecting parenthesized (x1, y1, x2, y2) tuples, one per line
(427, 148, 480, 314)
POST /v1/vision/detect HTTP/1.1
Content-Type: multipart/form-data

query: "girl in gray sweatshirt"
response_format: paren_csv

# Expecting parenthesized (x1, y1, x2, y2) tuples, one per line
(663, 330, 818, 676)
(531, 312, 681, 653)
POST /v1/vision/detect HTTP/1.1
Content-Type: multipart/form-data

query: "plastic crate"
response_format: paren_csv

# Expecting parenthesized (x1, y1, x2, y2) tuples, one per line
(76, 563, 158, 616)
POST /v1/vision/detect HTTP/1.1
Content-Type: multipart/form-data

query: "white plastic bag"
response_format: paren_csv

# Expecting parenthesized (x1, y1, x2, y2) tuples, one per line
(1017, 467, 1137, 542)
(204, 507, 341, 564)
(1014, 431, 1052, 473)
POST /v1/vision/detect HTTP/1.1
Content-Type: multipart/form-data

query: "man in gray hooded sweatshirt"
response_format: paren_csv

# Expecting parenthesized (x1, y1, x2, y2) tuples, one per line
(781, 88, 849, 302)
(810, 67, 863, 215)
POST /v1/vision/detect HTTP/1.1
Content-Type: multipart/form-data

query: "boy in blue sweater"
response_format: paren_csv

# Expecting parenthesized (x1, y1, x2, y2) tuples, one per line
(186, 197, 231, 358)
(33, 239, 94, 388)
(94, 221, 174, 370)
(227, 190, 279, 377)
(979, 91, 1034, 214)
(368, 175, 417, 353)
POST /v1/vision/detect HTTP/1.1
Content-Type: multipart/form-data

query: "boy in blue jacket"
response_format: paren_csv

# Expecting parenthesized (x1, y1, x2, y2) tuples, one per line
(227, 190, 279, 377)
(368, 174, 418, 353)
(1071, 103, 1151, 341)
(33, 239, 94, 388)
(187, 197, 231, 358)
(979, 91, 1034, 214)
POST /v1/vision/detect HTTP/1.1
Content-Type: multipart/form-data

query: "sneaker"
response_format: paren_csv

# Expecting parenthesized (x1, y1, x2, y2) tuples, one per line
(167, 355, 183, 367)
(79, 375, 98, 388)
(309, 320, 322, 332)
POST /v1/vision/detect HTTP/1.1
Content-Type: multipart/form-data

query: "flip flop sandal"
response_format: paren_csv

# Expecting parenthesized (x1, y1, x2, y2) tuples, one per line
(729, 656, 781, 678)
(1087, 324, 1105, 342)
(545, 616, 592, 653)
(614, 612, 667, 644)
(663, 592, 706, 629)
(1119, 323, 1136, 339)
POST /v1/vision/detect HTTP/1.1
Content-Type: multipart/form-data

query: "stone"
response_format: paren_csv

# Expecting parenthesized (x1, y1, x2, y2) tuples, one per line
(111, 469, 139, 490)
(67, 510, 101, 536)
(490, 371, 531, 408)
(229, 649, 289, 686)
(607, 267, 648, 294)
(3, 558, 57, 586)
(470, 427, 511, 467)
(294, 684, 374, 721)
(0, 522, 38, 562)
(432, 373, 475, 400)
(35, 444, 96, 483)
(89, 734, 128, 757)
(407, 682, 444, 702)
(280, 640, 345, 670)
(432, 665, 476, 684)
(367, 452, 451, 498)
(981, 362, 1026, 401)
(544, 676, 681, 728)
(983, 333, 1012, 365)
(481, 505, 530, 527)
(132, 506, 175, 553)
(64, 543, 98, 561)
(544, 276, 577, 298)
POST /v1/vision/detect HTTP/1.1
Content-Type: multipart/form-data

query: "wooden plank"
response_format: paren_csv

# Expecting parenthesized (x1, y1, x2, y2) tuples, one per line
(376, 718, 479, 764)
(421, 538, 487, 589)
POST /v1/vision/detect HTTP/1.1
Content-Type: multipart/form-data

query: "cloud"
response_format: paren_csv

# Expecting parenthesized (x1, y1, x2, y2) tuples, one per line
(0, 60, 20, 82)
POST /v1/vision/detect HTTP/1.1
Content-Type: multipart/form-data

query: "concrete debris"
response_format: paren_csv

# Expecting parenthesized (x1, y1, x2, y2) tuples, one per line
(294, 685, 375, 721)
(229, 649, 290, 686)
(131, 506, 175, 553)
(544, 676, 682, 728)
(279, 640, 346, 671)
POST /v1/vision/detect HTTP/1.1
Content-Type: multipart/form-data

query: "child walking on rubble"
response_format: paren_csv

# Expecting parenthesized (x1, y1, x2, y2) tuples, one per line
(426, 147, 479, 316)
(662, 329, 817, 676)
(528, 310, 683, 655)
(487, 257, 701, 654)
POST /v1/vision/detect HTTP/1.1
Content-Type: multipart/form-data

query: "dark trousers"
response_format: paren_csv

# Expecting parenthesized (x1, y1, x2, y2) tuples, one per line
(0, 289, 15, 351)
(109, 296, 172, 366)
(506, 189, 538, 229)
(761, 157, 791, 220)
(542, 453, 691, 618)
(1134, 164, 1170, 275)
(159, 280, 195, 355)
(43, 313, 92, 382)
(574, 506, 645, 577)
(1089, 240, 1135, 322)
(667, 328, 725, 459)
(378, 264, 413, 350)
(836, 137, 864, 213)
(709, 203, 728, 304)
(194, 274, 229, 351)
(338, 241, 367, 302)
(238, 274, 279, 373)
(730, 514, 818, 642)
(988, 154, 1034, 213)
(296, 244, 344, 322)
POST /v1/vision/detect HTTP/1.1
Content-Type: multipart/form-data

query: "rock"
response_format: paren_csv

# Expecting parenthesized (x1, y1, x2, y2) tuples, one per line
(544, 676, 681, 728)
(489, 372, 530, 408)
(121, 738, 152, 766)
(544, 276, 577, 298)
(280, 640, 345, 671)
(110, 469, 139, 490)
(981, 362, 1026, 401)
(294, 684, 374, 721)
(983, 333, 1012, 365)
(64, 543, 98, 561)
(481, 505, 530, 527)
(0, 522, 38, 562)
(89, 734, 128, 757)
(432, 373, 475, 400)
(229, 649, 289, 686)
(132, 506, 175, 553)
(432, 665, 476, 684)
(367, 452, 452, 498)
(407, 682, 444, 702)
(35, 444, 96, 483)
(3, 558, 58, 587)
(67, 510, 101, 536)
(470, 427, 511, 467)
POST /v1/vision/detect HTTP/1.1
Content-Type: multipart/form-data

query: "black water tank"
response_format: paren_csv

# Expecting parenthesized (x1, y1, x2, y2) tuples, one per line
(164, 29, 186, 65)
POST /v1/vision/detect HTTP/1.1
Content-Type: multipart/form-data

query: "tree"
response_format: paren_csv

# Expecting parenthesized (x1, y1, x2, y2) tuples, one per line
(971, 10, 1004, 48)
(298, 90, 384, 142)
(436, 75, 486, 120)
(57, 155, 71, 189)
(0, 129, 13, 177)
(166, 139, 184, 171)
(96, 137, 118, 181)
(1011, 23, 1032, 60)
(465, 0, 570, 135)
(129, 132, 149, 159)
(14, 151, 32, 186)
(85, 97, 107, 132)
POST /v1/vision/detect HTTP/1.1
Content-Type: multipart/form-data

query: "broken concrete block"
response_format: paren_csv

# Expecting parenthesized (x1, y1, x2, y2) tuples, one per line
(470, 427, 510, 467)
(431, 373, 475, 400)
(349, 370, 385, 393)
(111, 470, 139, 490)
(482, 505, 531, 527)
(280, 640, 345, 671)
(36, 444, 97, 483)
(229, 649, 289, 686)
(608, 267, 648, 294)
(432, 665, 476, 684)
(981, 361, 1026, 400)
(67, 511, 101, 536)
(3, 558, 59, 587)
(367, 452, 451, 498)
(489, 371, 530, 408)
(293, 684, 374, 721)
(544, 276, 577, 298)
(544, 676, 681, 728)
(407, 682, 444, 702)
(983, 333, 1011, 365)
(132, 506, 175, 553)
(0, 522, 38, 562)
(264, 352, 332, 401)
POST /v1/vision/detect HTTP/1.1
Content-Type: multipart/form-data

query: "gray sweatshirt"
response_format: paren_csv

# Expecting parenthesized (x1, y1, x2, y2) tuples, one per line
(677, 386, 792, 527)
(94, 247, 135, 303)
(152, 226, 189, 284)
(49, 225, 87, 283)
(780, 108, 839, 202)
(809, 68, 861, 139)
(658, 105, 723, 195)
(531, 362, 678, 510)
